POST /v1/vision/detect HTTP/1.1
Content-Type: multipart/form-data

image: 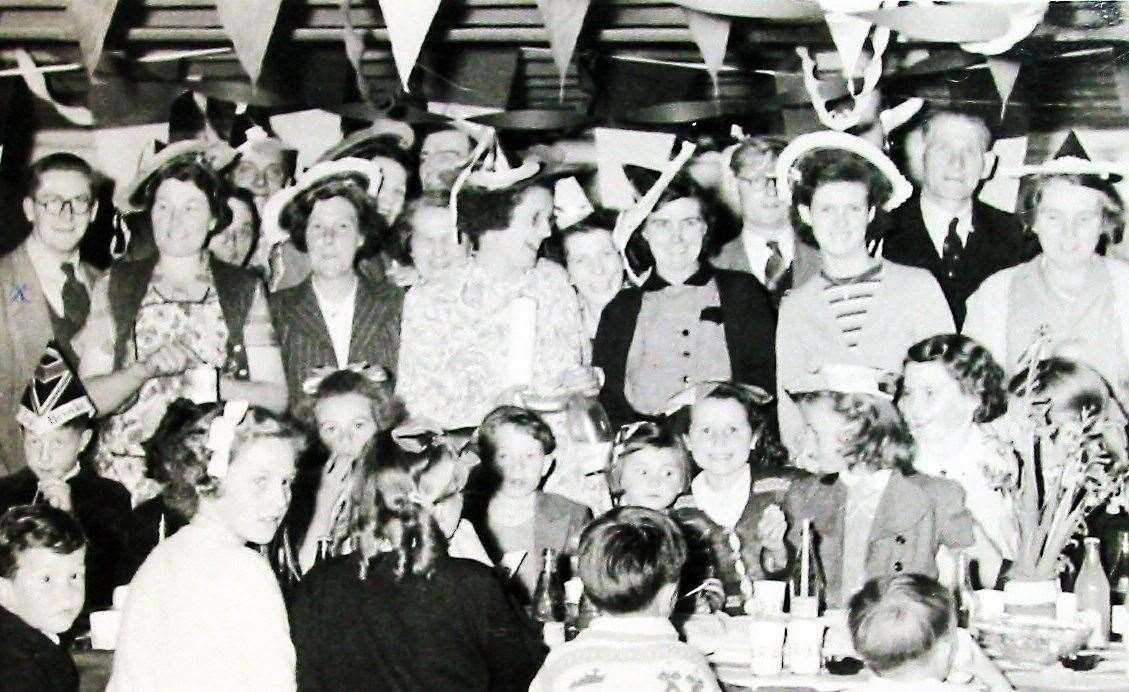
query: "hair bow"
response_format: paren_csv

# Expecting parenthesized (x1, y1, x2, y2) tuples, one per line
(205, 400, 250, 478)
(302, 363, 389, 396)
(663, 380, 773, 417)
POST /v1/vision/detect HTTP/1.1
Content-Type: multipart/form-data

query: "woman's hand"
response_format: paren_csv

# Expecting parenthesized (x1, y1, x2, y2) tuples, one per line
(140, 340, 198, 378)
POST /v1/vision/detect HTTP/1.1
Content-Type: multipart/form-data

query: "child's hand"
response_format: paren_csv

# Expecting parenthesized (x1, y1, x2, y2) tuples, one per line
(38, 478, 73, 512)
(757, 504, 788, 568)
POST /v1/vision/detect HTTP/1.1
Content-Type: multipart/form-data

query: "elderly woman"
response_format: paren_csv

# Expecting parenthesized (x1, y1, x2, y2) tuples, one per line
(397, 174, 587, 429)
(775, 144, 953, 452)
(77, 155, 288, 501)
(593, 175, 776, 426)
(207, 187, 260, 268)
(268, 159, 403, 404)
(385, 198, 470, 287)
(900, 334, 1019, 588)
(964, 169, 1129, 397)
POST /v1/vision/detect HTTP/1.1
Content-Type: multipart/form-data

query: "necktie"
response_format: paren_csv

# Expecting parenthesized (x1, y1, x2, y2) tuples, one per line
(764, 240, 791, 293)
(941, 218, 964, 280)
(60, 262, 90, 327)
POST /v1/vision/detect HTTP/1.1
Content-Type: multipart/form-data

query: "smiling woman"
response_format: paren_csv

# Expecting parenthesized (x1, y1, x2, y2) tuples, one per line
(75, 153, 290, 503)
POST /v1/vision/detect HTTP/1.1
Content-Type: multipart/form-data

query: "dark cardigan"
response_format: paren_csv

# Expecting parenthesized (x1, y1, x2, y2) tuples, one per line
(592, 267, 777, 426)
(0, 604, 79, 692)
(290, 553, 546, 692)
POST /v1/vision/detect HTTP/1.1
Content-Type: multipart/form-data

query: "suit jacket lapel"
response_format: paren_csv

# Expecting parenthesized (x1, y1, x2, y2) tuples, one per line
(868, 472, 929, 542)
(348, 279, 385, 363)
(291, 280, 335, 354)
(10, 244, 53, 371)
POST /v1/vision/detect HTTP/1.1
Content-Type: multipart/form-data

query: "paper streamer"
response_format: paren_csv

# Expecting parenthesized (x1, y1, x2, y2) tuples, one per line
(978, 136, 1028, 214)
(536, 0, 591, 100)
(66, 0, 120, 76)
(378, 0, 443, 90)
(986, 57, 1021, 118)
(593, 128, 677, 211)
(214, 0, 283, 84)
(684, 7, 731, 99)
(12, 50, 93, 126)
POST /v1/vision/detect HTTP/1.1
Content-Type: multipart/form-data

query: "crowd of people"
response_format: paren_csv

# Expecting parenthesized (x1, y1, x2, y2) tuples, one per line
(0, 101, 1126, 692)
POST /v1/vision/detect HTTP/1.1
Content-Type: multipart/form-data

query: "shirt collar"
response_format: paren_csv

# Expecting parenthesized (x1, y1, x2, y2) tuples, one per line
(586, 615, 680, 639)
(25, 236, 81, 279)
(919, 195, 973, 248)
(641, 262, 715, 291)
(691, 465, 751, 528)
(820, 261, 883, 287)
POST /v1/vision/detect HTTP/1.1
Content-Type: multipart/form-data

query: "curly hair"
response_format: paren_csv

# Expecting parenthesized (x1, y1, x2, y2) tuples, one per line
(667, 381, 789, 469)
(279, 174, 387, 263)
(623, 174, 725, 277)
(1009, 357, 1125, 420)
(606, 422, 691, 498)
(148, 400, 307, 522)
(292, 368, 403, 433)
(141, 157, 233, 230)
(795, 390, 916, 474)
(789, 148, 892, 247)
(455, 183, 551, 250)
(350, 444, 451, 581)
(903, 334, 1008, 423)
(0, 504, 86, 578)
(1019, 173, 1125, 246)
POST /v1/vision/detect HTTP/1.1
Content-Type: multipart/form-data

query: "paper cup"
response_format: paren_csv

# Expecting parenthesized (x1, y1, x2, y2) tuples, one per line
(751, 580, 787, 616)
(749, 619, 787, 676)
(975, 589, 1004, 621)
(90, 610, 122, 650)
(784, 618, 826, 675)
(1056, 592, 1078, 620)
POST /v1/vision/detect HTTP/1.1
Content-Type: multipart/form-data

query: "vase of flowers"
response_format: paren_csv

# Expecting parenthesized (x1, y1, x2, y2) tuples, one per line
(1005, 336, 1129, 616)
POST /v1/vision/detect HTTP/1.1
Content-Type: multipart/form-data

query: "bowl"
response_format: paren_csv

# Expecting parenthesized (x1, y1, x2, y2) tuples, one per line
(973, 616, 1092, 666)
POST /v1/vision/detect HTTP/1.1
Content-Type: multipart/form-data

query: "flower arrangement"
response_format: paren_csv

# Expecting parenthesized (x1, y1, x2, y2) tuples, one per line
(1008, 334, 1129, 582)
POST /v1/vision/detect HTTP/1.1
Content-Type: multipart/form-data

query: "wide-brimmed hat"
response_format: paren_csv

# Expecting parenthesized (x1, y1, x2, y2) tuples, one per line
(259, 157, 384, 248)
(317, 118, 416, 162)
(114, 138, 238, 214)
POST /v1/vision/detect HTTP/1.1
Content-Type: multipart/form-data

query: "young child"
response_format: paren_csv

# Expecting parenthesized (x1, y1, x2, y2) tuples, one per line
(849, 574, 1012, 691)
(668, 380, 799, 613)
(529, 506, 721, 692)
(285, 365, 401, 575)
(607, 422, 692, 511)
(784, 365, 975, 608)
(468, 406, 592, 602)
(0, 343, 131, 612)
(0, 504, 87, 692)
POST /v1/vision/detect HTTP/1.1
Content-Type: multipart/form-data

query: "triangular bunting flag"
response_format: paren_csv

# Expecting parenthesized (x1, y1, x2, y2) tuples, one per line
(214, 0, 283, 84)
(1055, 130, 1091, 161)
(684, 8, 731, 99)
(66, 0, 120, 77)
(536, 0, 591, 99)
(378, 0, 443, 91)
(822, 11, 873, 81)
(986, 57, 1021, 118)
(1116, 64, 1129, 116)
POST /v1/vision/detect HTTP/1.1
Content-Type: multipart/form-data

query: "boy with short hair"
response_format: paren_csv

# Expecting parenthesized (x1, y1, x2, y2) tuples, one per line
(529, 506, 721, 692)
(0, 503, 87, 692)
(849, 574, 1012, 691)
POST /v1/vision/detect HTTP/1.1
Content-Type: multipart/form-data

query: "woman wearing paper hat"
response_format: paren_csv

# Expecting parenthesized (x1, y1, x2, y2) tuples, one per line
(75, 152, 289, 501)
(964, 138, 1129, 399)
(317, 124, 416, 226)
(773, 132, 954, 453)
(592, 160, 777, 427)
(396, 160, 588, 429)
(267, 158, 404, 405)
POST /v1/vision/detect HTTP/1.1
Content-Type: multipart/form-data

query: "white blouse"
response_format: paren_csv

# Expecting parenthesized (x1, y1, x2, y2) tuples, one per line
(108, 516, 296, 692)
(310, 277, 357, 368)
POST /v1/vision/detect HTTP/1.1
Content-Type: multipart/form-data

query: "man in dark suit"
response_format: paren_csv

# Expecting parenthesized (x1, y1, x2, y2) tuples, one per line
(883, 110, 1036, 328)
(0, 154, 100, 473)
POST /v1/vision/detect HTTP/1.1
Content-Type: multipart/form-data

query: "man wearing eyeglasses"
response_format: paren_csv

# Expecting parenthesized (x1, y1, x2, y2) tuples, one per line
(0, 153, 102, 473)
(712, 136, 821, 305)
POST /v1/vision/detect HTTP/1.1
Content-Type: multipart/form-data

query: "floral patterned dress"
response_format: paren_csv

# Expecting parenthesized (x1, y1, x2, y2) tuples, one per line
(397, 259, 587, 429)
(78, 264, 276, 501)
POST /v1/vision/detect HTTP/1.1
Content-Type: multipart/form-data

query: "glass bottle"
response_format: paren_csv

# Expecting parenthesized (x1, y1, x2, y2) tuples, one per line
(788, 519, 825, 617)
(1108, 531, 1129, 607)
(695, 563, 720, 615)
(1076, 536, 1111, 647)
(953, 550, 977, 629)
(532, 548, 565, 624)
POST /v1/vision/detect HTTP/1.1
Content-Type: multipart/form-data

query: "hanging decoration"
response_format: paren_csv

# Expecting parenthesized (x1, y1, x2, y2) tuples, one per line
(214, 0, 283, 84)
(340, 0, 374, 111)
(11, 50, 93, 126)
(535, 0, 591, 100)
(377, 0, 443, 90)
(960, 1, 1048, 56)
(683, 7, 731, 99)
(65, 0, 120, 77)
(853, 3, 1012, 44)
(986, 57, 1022, 117)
